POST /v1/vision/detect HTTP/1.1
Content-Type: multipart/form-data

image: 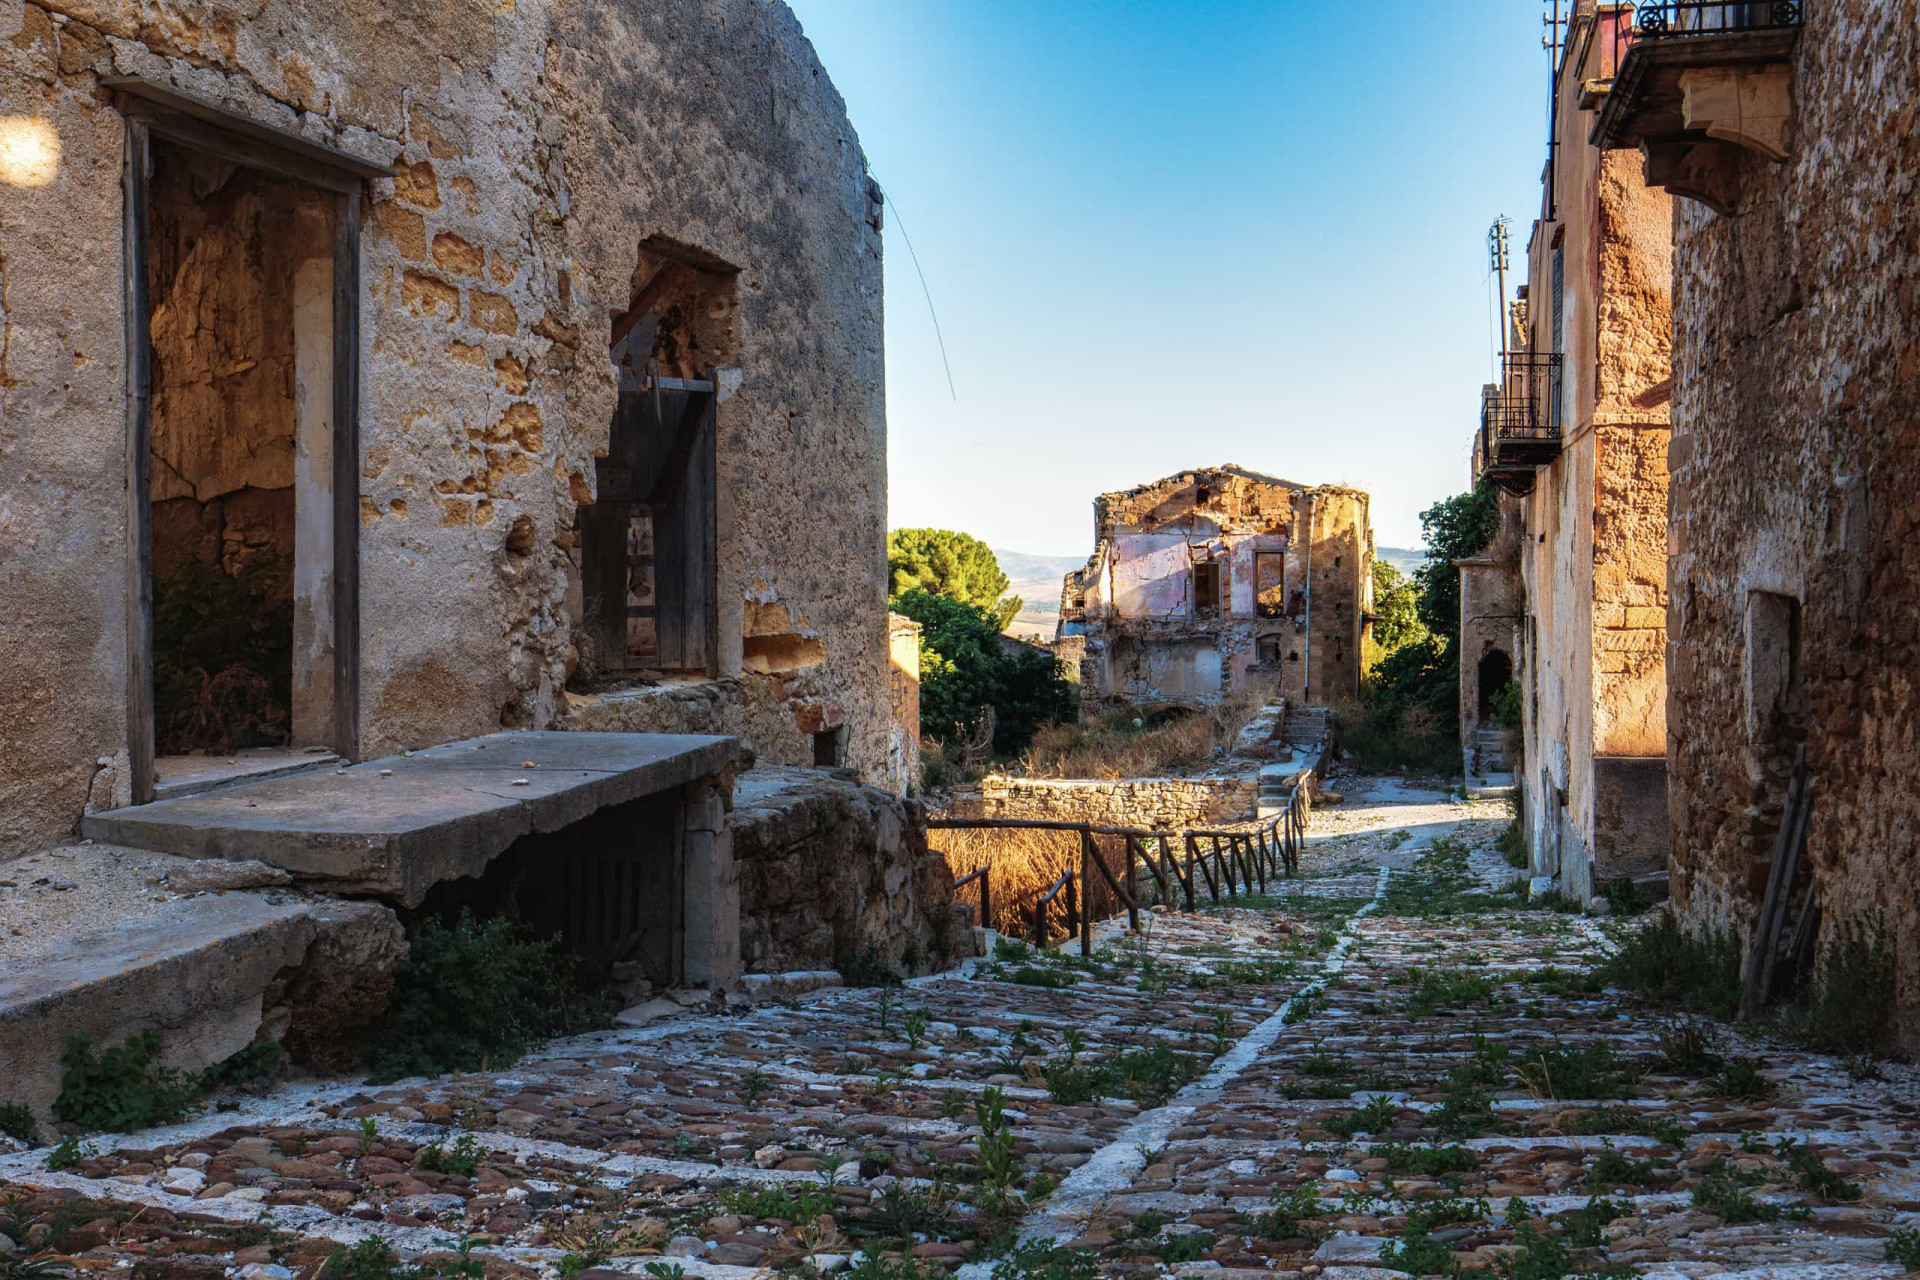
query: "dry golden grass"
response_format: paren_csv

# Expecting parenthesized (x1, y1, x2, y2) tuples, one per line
(933, 825, 1145, 937)
(1016, 681, 1280, 781)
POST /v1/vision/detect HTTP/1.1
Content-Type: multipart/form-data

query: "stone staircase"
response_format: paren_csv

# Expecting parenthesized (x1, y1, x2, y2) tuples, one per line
(1472, 723, 1509, 774)
(1255, 704, 1334, 818)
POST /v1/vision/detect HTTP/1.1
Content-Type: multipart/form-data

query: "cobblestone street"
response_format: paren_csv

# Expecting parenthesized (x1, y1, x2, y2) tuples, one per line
(3, 779, 1915, 1279)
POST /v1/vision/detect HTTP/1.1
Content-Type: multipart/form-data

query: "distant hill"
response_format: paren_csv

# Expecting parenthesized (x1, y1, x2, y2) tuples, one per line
(993, 549, 1088, 582)
(1377, 546, 1428, 576)
(993, 549, 1086, 640)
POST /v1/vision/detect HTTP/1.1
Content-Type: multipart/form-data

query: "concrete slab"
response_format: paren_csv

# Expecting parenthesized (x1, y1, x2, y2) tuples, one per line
(1464, 771, 1516, 800)
(0, 889, 315, 1124)
(155, 747, 341, 800)
(85, 731, 738, 905)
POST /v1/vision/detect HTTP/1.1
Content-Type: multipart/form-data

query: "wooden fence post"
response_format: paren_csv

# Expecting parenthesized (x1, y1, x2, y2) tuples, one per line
(1123, 835, 1141, 932)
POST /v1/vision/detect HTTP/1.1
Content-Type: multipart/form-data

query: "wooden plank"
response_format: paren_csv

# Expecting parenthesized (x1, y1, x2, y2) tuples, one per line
(124, 121, 156, 804)
(608, 262, 695, 350)
(1190, 833, 1217, 899)
(332, 191, 362, 761)
(1743, 746, 1812, 1017)
(111, 95, 368, 194)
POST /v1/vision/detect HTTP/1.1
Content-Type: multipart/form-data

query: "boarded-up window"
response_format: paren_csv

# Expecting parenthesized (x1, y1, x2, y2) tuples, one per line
(1192, 561, 1221, 618)
(579, 332, 717, 675)
(1255, 551, 1286, 618)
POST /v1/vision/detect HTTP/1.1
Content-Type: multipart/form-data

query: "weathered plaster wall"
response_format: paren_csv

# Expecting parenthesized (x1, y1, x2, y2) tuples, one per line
(1061, 466, 1371, 711)
(885, 612, 920, 797)
(1663, 0, 1920, 1050)
(0, 0, 889, 852)
(1512, 9, 1673, 902)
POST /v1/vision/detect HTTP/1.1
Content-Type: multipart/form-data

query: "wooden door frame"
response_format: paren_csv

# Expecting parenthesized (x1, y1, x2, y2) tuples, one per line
(116, 81, 392, 802)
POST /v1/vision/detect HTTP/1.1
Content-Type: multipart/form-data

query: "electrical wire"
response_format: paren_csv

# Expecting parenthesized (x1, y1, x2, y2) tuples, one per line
(879, 185, 957, 401)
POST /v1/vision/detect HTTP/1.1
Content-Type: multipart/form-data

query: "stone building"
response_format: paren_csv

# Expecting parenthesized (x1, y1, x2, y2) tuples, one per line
(1599, 1, 1920, 1047)
(0, 0, 896, 852)
(1057, 466, 1373, 712)
(1455, 554, 1516, 784)
(1470, 1, 1674, 902)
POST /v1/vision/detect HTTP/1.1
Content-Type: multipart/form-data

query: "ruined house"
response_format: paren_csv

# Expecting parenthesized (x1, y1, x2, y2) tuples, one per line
(1598, 0, 1920, 1048)
(0, 0, 906, 846)
(1470, 1, 1674, 904)
(0, 0, 960, 1102)
(1057, 467, 1373, 711)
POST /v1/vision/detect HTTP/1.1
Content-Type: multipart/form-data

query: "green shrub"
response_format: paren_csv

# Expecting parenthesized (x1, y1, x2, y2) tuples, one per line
(1512, 1041, 1632, 1101)
(1788, 918, 1896, 1056)
(1599, 913, 1741, 1019)
(417, 1134, 483, 1178)
(1370, 1142, 1480, 1175)
(1254, 1184, 1327, 1242)
(366, 909, 611, 1084)
(1886, 1227, 1920, 1271)
(1497, 818, 1528, 870)
(1704, 1057, 1772, 1100)
(0, 1105, 35, 1146)
(54, 1032, 199, 1132)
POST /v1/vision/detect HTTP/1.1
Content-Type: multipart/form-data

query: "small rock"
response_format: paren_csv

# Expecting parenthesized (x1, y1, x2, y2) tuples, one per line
(664, 1236, 706, 1257)
(752, 1144, 787, 1169)
(164, 859, 293, 894)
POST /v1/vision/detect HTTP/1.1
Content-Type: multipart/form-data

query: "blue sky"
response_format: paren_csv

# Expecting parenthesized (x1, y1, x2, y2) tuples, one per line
(789, 1, 1550, 553)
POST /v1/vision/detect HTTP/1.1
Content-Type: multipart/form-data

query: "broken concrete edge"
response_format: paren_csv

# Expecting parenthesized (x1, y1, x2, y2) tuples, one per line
(0, 892, 404, 1137)
(80, 731, 740, 906)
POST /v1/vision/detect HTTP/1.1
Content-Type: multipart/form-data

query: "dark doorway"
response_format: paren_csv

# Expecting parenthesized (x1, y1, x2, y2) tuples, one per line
(1192, 561, 1221, 618)
(116, 79, 384, 802)
(1477, 649, 1514, 720)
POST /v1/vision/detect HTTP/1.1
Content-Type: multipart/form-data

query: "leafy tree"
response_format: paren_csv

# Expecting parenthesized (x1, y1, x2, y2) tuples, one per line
(1412, 483, 1500, 640)
(1369, 560, 1427, 655)
(890, 589, 1073, 756)
(888, 529, 1021, 630)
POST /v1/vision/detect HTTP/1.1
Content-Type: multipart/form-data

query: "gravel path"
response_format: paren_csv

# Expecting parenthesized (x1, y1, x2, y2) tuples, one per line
(2, 782, 1915, 1278)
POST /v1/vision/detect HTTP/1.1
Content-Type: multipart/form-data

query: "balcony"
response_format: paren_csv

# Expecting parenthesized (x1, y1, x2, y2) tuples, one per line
(1472, 354, 1564, 496)
(1593, 3, 1803, 208)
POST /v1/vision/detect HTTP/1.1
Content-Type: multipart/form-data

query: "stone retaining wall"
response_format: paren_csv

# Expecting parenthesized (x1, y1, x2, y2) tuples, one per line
(947, 774, 1257, 830)
(729, 767, 967, 978)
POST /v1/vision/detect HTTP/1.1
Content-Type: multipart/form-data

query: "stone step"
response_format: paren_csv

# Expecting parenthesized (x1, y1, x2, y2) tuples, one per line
(0, 846, 401, 1130)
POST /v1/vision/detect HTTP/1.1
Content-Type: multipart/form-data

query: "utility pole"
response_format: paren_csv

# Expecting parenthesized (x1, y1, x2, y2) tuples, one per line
(1488, 216, 1512, 368)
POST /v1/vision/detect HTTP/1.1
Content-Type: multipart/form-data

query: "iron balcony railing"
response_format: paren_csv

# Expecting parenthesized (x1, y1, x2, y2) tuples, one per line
(1484, 352, 1564, 445)
(1634, 1, 1803, 38)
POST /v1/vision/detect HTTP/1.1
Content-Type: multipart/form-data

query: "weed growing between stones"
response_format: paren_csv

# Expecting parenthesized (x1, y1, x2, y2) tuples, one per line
(1691, 1159, 1781, 1224)
(52, 1031, 276, 1133)
(1788, 917, 1897, 1056)
(0, 1106, 34, 1146)
(836, 947, 905, 989)
(1598, 913, 1742, 1019)
(365, 909, 612, 1083)
(988, 1239, 1097, 1280)
(1886, 1227, 1920, 1271)
(1703, 1056, 1773, 1099)
(1497, 818, 1528, 869)
(1324, 1093, 1399, 1138)
(1371, 1141, 1482, 1175)
(1042, 1041, 1204, 1106)
(1511, 1041, 1634, 1101)
(1584, 1141, 1678, 1190)
(1253, 1184, 1328, 1242)
(1776, 1137, 1863, 1201)
(416, 1133, 482, 1177)
(320, 1237, 485, 1280)
(1404, 967, 1506, 1016)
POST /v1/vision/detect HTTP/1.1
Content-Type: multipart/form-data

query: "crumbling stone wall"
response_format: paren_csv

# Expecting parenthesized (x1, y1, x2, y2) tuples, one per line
(0, 0, 889, 852)
(885, 612, 921, 796)
(948, 775, 1256, 830)
(729, 767, 960, 976)
(1059, 466, 1372, 712)
(1663, 0, 1920, 1050)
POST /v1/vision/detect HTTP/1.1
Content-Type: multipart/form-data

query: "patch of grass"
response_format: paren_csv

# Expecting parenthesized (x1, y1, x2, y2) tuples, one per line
(1651, 1018, 1725, 1075)
(417, 1133, 483, 1178)
(1378, 840, 1515, 919)
(1787, 918, 1897, 1057)
(837, 946, 904, 989)
(1585, 1141, 1677, 1190)
(1005, 965, 1075, 989)
(42, 1137, 93, 1171)
(1497, 818, 1528, 870)
(366, 909, 611, 1083)
(988, 1239, 1098, 1280)
(719, 1183, 832, 1223)
(1704, 1057, 1772, 1100)
(1692, 1160, 1779, 1224)
(1558, 1196, 1631, 1248)
(1148, 1231, 1215, 1263)
(1325, 1094, 1399, 1139)
(1512, 1041, 1633, 1101)
(1775, 1138, 1861, 1202)
(1370, 1142, 1481, 1175)
(1253, 1184, 1328, 1242)
(1599, 877, 1647, 916)
(1405, 967, 1504, 1016)
(1599, 913, 1742, 1020)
